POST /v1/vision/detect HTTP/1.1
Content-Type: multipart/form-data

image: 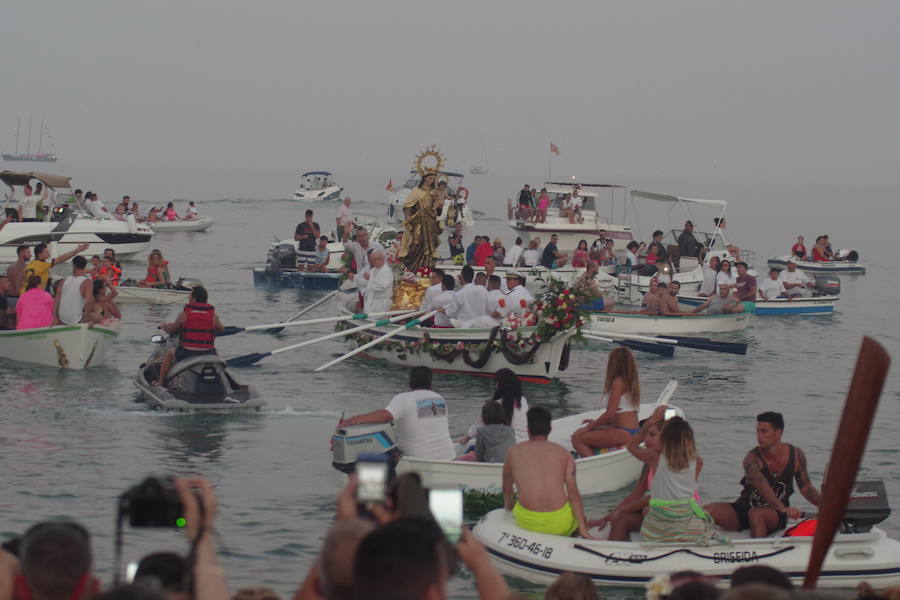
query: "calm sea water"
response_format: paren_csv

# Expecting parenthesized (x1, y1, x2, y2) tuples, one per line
(1, 171, 898, 599)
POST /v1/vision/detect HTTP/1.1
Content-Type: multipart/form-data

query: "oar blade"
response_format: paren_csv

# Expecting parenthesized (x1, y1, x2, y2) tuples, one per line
(615, 339, 675, 358)
(264, 326, 285, 334)
(217, 326, 245, 337)
(803, 337, 891, 590)
(226, 352, 272, 367)
(661, 336, 748, 355)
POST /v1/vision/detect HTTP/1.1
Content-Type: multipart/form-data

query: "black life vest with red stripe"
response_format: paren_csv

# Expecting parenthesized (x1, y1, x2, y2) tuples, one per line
(181, 302, 216, 349)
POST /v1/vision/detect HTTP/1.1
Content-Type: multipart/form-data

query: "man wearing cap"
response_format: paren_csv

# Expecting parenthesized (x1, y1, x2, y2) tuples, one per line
(501, 270, 534, 317)
(778, 260, 813, 297)
(294, 209, 320, 270)
(758, 268, 788, 300)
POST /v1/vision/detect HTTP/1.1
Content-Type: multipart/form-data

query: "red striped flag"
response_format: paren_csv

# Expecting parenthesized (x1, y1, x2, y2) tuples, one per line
(550, 143, 560, 155)
(385, 179, 393, 191)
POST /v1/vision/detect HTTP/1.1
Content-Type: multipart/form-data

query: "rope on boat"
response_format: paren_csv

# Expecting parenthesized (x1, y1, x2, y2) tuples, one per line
(572, 543, 797, 564)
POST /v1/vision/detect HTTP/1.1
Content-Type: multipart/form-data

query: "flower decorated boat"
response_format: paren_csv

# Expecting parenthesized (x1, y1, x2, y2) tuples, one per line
(334, 275, 588, 383)
(0, 321, 120, 369)
(398, 404, 682, 494)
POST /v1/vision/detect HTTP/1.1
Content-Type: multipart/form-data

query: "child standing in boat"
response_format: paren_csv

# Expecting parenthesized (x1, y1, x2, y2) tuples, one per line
(627, 407, 716, 543)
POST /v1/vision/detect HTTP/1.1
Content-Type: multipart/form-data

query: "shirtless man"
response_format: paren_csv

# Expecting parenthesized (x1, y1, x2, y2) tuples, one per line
(705, 412, 821, 537)
(503, 407, 592, 538)
(659, 280, 693, 316)
(643, 281, 661, 314)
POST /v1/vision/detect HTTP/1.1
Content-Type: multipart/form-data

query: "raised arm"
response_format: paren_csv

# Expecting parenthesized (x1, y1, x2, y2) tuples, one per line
(52, 242, 90, 266)
(627, 404, 667, 465)
(794, 447, 822, 507)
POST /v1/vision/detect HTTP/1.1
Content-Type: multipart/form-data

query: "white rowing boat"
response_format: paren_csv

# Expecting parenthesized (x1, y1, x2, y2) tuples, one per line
(115, 285, 191, 305)
(473, 501, 900, 590)
(148, 215, 214, 232)
(397, 404, 682, 495)
(339, 316, 576, 384)
(588, 309, 751, 335)
(677, 293, 838, 316)
(0, 321, 120, 369)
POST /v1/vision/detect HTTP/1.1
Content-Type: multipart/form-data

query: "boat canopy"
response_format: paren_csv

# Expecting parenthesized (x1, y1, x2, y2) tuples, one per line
(631, 190, 726, 207)
(0, 170, 72, 189)
(301, 171, 333, 177)
(545, 182, 627, 189)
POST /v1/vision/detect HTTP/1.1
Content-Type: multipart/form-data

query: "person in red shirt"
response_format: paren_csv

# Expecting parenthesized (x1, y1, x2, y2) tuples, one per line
(473, 235, 493, 266)
(733, 262, 757, 302)
(810, 236, 831, 262)
(791, 235, 807, 260)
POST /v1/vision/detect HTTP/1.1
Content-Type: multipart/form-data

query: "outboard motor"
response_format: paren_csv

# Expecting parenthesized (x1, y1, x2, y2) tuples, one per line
(50, 205, 71, 222)
(842, 480, 891, 533)
(844, 249, 859, 262)
(175, 277, 203, 290)
(331, 422, 398, 473)
(272, 243, 297, 270)
(814, 274, 841, 296)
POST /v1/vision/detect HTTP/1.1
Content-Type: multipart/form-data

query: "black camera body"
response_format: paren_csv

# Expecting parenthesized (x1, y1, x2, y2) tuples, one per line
(119, 476, 184, 528)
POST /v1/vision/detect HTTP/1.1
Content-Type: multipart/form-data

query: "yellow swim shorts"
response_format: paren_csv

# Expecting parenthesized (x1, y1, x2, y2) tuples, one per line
(513, 501, 577, 536)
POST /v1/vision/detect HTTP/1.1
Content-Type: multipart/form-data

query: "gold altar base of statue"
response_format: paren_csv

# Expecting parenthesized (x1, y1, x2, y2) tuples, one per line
(392, 279, 430, 310)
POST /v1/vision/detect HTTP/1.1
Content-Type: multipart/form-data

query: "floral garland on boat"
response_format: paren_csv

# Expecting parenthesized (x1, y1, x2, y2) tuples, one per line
(333, 274, 590, 367)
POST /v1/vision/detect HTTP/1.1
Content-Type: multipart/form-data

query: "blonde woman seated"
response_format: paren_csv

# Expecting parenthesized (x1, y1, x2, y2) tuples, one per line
(571, 347, 641, 457)
(138, 250, 171, 288)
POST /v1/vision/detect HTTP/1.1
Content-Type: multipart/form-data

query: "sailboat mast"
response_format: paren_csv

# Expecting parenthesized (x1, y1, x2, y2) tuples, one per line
(14, 117, 20, 155)
(38, 119, 44, 154)
(26, 115, 32, 156)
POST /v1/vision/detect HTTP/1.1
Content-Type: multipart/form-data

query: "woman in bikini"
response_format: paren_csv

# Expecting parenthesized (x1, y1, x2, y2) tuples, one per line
(570, 347, 641, 457)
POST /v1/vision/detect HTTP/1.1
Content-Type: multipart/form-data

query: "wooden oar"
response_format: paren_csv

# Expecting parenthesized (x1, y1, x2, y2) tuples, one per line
(803, 337, 890, 590)
(583, 333, 675, 358)
(313, 310, 438, 372)
(589, 329, 747, 355)
(264, 290, 340, 334)
(218, 309, 413, 337)
(225, 310, 423, 367)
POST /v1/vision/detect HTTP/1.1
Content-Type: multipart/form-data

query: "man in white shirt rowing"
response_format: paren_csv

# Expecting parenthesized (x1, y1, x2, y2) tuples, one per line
(443, 265, 488, 325)
(420, 268, 445, 312)
(501, 270, 535, 317)
(778, 260, 814, 297)
(758, 268, 788, 300)
(431, 275, 457, 327)
(339, 366, 455, 461)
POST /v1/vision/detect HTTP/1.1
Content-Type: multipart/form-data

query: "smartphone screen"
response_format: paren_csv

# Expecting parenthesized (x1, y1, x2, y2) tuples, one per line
(356, 459, 388, 504)
(429, 486, 463, 544)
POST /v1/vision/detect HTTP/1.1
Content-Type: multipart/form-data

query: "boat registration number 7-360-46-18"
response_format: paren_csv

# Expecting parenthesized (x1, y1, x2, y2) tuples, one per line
(497, 531, 555, 559)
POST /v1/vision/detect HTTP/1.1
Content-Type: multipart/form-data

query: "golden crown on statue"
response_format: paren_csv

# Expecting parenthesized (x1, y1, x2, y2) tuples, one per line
(414, 145, 445, 176)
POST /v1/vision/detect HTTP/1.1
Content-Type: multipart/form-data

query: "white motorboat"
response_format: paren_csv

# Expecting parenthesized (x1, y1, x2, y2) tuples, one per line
(148, 215, 214, 232)
(387, 170, 474, 229)
(678, 293, 838, 316)
(614, 191, 755, 306)
(0, 171, 154, 263)
(115, 285, 192, 305)
(397, 403, 683, 495)
(0, 321, 120, 369)
(507, 183, 634, 253)
(293, 171, 343, 202)
(588, 309, 752, 335)
(336, 311, 576, 384)
(474, 480, 900, 589)
(768, 254, 866, 275)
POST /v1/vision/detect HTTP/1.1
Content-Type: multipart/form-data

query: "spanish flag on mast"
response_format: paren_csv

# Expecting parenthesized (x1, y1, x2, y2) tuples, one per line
(550, 143, 560, 155)
(385, 179, 393, 191)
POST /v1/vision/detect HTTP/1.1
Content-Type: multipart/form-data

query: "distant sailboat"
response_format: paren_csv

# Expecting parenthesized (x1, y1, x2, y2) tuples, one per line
(469, 135, 489, 175)
(2, 116, 58, 162)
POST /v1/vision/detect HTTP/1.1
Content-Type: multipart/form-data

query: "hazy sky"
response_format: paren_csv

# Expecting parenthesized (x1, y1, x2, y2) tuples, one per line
(2, 1, 899, 199)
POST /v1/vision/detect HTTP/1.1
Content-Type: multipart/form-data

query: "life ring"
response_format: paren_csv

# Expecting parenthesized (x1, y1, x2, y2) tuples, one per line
(457, 186, 469, 201)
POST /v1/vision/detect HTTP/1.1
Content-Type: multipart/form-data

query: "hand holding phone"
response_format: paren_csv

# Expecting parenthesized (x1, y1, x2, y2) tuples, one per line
(428, 486, 463, 544)
(355, 454, 389, 504)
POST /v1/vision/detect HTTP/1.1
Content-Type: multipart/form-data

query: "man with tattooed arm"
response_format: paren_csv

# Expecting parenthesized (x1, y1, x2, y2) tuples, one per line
(704, 411, 822, 537)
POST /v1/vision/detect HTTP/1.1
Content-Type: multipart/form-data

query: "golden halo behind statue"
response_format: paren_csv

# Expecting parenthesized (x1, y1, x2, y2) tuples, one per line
(414, 145, 446, 177)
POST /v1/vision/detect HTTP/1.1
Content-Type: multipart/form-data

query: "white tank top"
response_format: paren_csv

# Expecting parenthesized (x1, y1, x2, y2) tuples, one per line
(602, 391, 635, 414)
(650, 454, 698, 501)
(58, 274, 89, 325)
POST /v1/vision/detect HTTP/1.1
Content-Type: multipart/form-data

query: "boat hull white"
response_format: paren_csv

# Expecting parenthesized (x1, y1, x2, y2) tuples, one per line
(344, 321, 576, 383)
(588, 310, 751, 335)
(398, 405, 673, 495)
(474, 508, 900, 589)
(678, 293, 837, 316)
(0, 322, 120, 369)
(115, 285, 191, 305)
(148, 216, 214, 232)
(0, 217, 154, 264)
(293, 185, 343, 202)
(768, 255, 866, 275)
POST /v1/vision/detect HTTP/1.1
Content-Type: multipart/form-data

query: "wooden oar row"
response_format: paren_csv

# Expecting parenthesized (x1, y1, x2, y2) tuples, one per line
(583, 331, 748, 357)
